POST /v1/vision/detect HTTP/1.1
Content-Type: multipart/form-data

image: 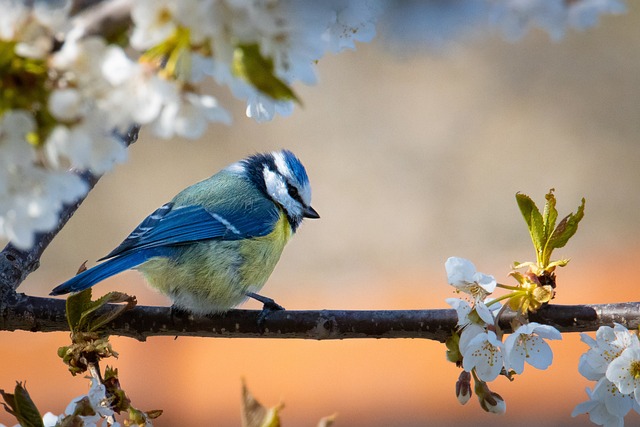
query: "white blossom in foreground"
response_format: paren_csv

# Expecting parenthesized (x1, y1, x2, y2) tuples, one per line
(504, 322, 561, 374)
(492, 0, 626, 41)
(0, 111, 88, 248)
(0, 1, 389, 247)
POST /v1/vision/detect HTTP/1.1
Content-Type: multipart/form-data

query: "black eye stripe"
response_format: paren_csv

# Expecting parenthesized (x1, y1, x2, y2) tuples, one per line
(286, 182, 303, 203)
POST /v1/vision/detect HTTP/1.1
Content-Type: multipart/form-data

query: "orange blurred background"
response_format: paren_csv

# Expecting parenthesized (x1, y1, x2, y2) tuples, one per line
(3, 4, 640, 426)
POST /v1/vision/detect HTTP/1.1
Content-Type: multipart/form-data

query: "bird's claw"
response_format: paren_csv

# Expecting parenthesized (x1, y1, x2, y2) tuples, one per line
(246, 292, 284, 332)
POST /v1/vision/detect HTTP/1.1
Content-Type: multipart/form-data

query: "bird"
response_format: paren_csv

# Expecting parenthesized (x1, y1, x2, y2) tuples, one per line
(50, 149, 319, 315)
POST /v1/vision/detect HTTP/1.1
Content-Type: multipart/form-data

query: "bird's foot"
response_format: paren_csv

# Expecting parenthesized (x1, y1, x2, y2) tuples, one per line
(246, 292, 285, 311)
(246, 292, 284, 331)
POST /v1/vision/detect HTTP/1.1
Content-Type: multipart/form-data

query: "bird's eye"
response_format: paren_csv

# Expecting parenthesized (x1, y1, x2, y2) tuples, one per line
(287, 183, 300, 200)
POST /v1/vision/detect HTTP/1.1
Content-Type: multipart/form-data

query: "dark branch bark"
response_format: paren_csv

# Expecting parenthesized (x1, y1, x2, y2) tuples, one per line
(2, 293, 639, 342)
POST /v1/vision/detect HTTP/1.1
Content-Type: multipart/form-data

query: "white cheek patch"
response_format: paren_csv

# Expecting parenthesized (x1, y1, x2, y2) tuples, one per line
(263, 167, 302, 218)
(271, 150, 312, 207)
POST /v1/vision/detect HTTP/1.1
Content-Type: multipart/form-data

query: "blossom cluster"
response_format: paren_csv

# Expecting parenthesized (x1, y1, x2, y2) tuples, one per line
(0, 0, 627, 249)
(445, 257, 562, 414)
(0, 0, 382, 249)
(0, 378, 127, 427)
(573, 324, 640, 427)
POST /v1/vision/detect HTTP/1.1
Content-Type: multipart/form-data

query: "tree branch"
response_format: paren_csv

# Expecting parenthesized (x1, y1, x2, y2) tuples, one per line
(2, 294, 638, 342)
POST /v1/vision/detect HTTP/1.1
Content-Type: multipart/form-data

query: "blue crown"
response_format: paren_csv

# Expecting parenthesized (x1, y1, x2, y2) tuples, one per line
(281, 149, 309, 186)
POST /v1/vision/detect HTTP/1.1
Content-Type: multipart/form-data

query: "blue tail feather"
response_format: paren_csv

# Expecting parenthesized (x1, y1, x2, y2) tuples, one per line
(50, 250, 161, 296)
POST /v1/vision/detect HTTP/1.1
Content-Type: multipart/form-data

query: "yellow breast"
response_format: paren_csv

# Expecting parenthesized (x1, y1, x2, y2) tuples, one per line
(238, 211, 292, 286)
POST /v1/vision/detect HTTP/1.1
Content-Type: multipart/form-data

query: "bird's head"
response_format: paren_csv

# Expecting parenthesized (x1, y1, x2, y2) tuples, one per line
(233, 150, 319, 231)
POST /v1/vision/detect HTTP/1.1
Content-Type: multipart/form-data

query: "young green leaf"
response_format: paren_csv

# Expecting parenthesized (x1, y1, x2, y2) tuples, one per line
(65, 288, 93, 333)
(515, 193, 544, 260)
(542, 190, 558, 242)
(547, 198, 586, 251)
(78, 292, 137, 332)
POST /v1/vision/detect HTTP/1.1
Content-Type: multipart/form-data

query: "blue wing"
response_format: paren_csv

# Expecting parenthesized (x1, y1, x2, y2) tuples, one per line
(99, 200, 280, 260)
(50, 248, 168, 295)
(50, 199, 281, 296)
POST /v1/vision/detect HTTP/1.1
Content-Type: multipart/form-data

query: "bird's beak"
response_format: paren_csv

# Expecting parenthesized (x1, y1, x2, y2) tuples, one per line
(303, 205, 320, 219)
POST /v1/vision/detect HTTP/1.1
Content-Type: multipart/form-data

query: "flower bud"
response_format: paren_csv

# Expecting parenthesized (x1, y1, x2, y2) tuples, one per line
(474, 378, 506, 415)
(455, 371, 472, 405)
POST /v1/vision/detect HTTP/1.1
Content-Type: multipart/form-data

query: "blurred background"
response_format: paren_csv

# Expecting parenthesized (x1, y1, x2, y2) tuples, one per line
(2, 3, 640, 426)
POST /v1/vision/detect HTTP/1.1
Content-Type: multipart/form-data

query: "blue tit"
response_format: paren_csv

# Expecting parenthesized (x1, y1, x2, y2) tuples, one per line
(50, 150, 319, 315)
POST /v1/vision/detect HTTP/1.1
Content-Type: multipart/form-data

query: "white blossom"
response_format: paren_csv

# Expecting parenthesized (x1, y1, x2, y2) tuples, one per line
(493, 0, 568, 41)
(48, 88, 88, 122)
(42, 412, 60, 427)
(99, 46, 176, 129)
(606, 347, 640, 404)
(572, 377, 640, 427)
(492, 0, 627, 41)
(504, 322, 561, 374)
(462, 330, 504, 382)
(578, 324, 640, 382)
(154, 92, 231, 139)
(64, 379, 122, 426)
(446, 297, 497, 329)
(322, 1, 382, 53)
(0, 110, 88, 248)
(568, 0, 626, 30)
(50, 36, 111, 93)
(575, 324, 640, 426)
(0, 0, 30, 40)
(129, 0, 178, 50)
(445, 257, 497, 299)
(45, 122, 127, 174)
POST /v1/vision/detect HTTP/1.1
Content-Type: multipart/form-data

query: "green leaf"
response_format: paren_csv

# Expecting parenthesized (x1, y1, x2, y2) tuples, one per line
(547, 197, 586, 251)
(232, 43, 301, 104)
(445, 333, 462, 364)
(542, 189, 558, 242)
(66, 288, 93, 332)
(547, 259, 570, 269)
(66, 290, 136, 334)
(515, 193, 544, 260)
(80, 292, 136, 332)
(0, 383, 44, 427)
